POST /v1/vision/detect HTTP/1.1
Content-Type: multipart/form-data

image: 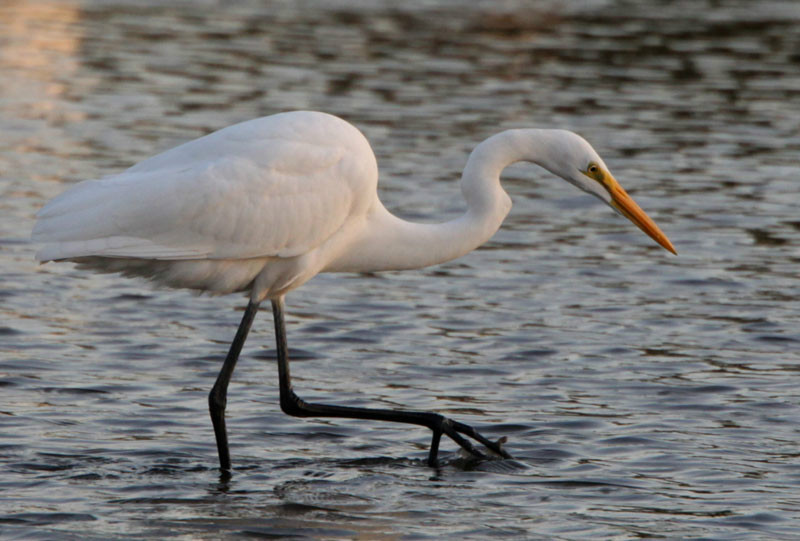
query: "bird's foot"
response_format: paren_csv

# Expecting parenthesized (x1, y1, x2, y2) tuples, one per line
(428, 415, 511, 467)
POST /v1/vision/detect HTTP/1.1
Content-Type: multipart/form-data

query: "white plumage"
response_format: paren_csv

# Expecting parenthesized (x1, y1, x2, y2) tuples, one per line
(35, 110, 674, 302)
(34, 112, 379, 297)
(33, 111, 675, 470)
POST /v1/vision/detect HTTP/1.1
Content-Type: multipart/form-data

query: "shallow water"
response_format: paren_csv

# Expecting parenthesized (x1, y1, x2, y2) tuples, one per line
(2, 0, 799, 539)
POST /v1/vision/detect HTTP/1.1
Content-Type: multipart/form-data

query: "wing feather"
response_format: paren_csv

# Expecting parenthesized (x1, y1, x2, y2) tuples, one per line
(34, 113, 373, 262)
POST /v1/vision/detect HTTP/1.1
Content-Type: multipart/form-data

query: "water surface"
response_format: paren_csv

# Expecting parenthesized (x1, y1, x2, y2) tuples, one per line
(1, 0, 799, 539)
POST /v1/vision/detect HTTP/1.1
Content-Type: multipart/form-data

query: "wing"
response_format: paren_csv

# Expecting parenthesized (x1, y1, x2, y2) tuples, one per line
(33, 113, 377, 262)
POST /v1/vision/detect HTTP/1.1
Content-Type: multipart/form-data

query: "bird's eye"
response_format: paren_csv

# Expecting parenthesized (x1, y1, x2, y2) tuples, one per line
(585, 163, 605, 182)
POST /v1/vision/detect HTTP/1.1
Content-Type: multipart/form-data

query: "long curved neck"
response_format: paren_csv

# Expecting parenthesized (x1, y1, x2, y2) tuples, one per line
(326, 129, 553, 273)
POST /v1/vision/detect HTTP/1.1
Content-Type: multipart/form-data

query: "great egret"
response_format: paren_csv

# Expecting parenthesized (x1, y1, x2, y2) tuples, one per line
(33, 111, 676, 471)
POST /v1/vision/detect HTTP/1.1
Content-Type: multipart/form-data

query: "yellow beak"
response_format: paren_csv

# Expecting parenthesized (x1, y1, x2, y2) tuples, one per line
(607, 176, 677, 255)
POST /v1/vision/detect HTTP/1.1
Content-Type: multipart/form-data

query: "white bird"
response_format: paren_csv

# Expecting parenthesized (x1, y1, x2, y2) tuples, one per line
(33, 111, 676, 471)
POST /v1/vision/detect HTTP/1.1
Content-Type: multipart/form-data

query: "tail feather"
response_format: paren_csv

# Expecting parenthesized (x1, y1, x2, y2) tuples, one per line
(35, 237, 206, 262)
(33, 176, 199, 261)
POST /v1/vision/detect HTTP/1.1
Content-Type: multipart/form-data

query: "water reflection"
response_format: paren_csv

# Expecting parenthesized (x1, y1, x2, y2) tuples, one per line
(0, 1, 85, 195)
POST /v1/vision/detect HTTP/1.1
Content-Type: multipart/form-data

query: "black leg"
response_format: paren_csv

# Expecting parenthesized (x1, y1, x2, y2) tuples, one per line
(271, 297, 511, 466)
(209, 300, 260, 472)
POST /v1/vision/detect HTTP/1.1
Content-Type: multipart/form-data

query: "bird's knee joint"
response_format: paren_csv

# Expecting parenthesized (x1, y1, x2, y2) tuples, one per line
(208, 389, 227, 412)
(280, 392, 308, 417)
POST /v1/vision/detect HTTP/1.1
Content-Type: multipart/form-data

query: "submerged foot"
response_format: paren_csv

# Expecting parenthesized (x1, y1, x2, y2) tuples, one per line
(428, 415, 512, 466)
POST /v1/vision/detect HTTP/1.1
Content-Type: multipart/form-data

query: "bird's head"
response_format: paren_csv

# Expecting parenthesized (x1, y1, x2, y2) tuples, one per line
(536, 130, 676, 255)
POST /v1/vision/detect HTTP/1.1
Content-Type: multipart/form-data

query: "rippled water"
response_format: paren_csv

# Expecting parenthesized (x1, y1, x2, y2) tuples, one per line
(2, 0, 799, 539)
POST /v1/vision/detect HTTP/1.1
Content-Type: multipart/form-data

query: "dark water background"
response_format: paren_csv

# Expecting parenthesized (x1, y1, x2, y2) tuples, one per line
(2, 0, 799, 539)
